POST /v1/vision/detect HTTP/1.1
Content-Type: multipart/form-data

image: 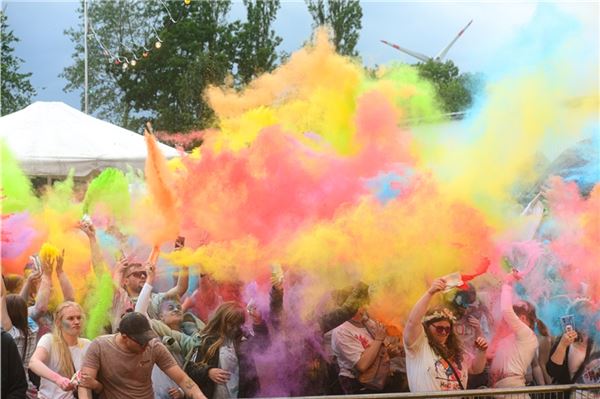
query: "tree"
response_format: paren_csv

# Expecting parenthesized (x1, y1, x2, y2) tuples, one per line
(1, 12, 36, 116)
(61, 0, 152, 130)
(236, 0, 282, 85)
(115, 0, 239, 132)
(416, 60, 480, 114)
(306, 0, 362, 57)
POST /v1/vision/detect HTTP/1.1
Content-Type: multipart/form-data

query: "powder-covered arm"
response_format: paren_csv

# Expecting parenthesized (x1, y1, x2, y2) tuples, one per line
(404, 278, 446, 348)
(500, 282, 532, 340)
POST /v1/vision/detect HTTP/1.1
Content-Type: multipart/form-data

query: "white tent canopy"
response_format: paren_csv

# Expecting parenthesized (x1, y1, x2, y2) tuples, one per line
(0, 101, 179, 177)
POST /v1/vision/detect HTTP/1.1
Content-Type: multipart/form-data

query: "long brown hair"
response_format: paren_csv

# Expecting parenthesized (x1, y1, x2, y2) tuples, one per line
(6, 294, 31, 360)
(198, 302, 245, 364)
(51, 301, 85, 377)
(423, 307, 464, 364)
(513, 301, 548, 336)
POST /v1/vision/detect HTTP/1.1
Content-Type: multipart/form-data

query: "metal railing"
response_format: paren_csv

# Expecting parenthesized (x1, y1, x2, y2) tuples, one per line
(275, 384, 600, 399)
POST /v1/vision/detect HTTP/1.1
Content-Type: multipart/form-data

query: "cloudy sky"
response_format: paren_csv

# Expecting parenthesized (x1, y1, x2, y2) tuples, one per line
(3, 0, 598, 111)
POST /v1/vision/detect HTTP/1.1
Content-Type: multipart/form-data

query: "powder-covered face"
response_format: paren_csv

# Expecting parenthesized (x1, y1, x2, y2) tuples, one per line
(60, 306, 83, 337)
(159, 299, 183, 327)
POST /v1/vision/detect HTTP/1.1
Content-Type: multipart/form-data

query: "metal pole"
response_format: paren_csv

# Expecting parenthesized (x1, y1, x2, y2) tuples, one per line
(84, 0, 89, 114)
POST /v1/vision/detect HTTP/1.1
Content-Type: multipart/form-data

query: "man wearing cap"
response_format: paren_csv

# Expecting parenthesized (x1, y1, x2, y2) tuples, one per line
(77, 312, 206, 399)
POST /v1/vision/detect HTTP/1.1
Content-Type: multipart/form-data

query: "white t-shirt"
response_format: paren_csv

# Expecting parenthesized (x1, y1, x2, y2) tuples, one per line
(490, 286, 538, 387)
(213, 339, 240, 399)
(331, 321, 374, 379)
(404, 327, 470, 392)
(36, 333, 91, 399)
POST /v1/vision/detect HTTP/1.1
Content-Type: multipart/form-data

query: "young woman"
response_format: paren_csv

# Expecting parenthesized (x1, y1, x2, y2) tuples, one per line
(489, 273, 540, 390)
(186, 302, 266, 399)
(546, 302, 599, 385)
(403, 277, 488, 392)
(28, 301, 98, 399)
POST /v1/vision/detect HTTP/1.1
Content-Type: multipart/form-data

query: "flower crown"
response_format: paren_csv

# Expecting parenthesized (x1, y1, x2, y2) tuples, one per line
(423, 308, 457, 323)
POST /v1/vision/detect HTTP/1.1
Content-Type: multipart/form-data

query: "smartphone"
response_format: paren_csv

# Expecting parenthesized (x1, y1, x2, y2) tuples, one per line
(560, 315, 575, 333)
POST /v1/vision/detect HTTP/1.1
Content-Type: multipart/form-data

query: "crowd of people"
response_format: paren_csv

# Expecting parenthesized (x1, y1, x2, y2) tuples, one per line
(2, 219, 599, 399)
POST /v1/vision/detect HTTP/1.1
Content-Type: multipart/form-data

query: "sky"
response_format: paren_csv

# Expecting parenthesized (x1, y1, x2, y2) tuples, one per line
(2, 0, 599, 112)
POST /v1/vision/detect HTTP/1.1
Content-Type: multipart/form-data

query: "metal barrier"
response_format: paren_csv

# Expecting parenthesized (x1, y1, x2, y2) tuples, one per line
(275, 385, 600, 399)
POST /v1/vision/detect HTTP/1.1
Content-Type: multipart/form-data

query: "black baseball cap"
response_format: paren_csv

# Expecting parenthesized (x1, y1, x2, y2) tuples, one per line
(118, 312, 157, 346)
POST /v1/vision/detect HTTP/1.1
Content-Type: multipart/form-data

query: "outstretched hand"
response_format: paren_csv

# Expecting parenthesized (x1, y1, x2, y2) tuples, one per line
(428, 278, 446, 295)
(41, 252, 55, 277)
(78, 221, 96, 238)
(56, 249, 65, 274)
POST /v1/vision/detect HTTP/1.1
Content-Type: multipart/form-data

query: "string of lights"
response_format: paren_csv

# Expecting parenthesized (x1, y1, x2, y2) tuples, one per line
(87, 0, 192, 71)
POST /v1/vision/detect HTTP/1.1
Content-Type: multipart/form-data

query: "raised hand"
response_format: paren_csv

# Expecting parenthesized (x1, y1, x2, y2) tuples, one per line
(41, 252, 55, 277)
(428, 278, 447, 295)
(78, 221, 96, 239)
(558, 329, 578, 348)
(56, 249, 65, 274)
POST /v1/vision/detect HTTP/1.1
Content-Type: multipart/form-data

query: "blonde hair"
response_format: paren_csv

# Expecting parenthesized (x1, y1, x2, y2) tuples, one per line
(51, 301, 85, 377)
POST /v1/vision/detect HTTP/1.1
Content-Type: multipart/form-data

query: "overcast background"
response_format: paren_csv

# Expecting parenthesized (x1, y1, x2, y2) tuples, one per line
(3, 0, 598, 111)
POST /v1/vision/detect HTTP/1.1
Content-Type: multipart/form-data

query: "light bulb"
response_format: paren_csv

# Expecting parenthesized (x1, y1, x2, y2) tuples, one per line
(155, 41, 162, 49)
(130, 59, 137, 66)
(184, 0, 191, 5)
(122, 63, 128, 70)
(143, 51, 149, 58)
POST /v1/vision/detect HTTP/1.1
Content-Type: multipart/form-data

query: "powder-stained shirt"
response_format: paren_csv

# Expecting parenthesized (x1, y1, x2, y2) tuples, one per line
(82, 335, 177, 399)
(404, 326, 470, 392)
(331, 321, 374, 379)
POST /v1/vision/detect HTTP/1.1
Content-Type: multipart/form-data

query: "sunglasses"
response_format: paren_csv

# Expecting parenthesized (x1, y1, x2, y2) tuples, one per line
(128, 271, 147, 279)
(432, 325, 452, 335)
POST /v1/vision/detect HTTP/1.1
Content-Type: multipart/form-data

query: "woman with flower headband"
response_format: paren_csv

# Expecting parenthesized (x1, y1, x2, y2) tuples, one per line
(403, 277, 488, 392)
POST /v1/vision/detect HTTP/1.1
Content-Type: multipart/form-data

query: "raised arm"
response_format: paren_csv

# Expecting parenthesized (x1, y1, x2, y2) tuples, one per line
(56, 250, 75, 302)
(500, 274, 532, 339)
(19, 267, 42, 302)
(78, 222, 106, 277)
(164, 239, 189, 298)
(31, 253, 54, 319)
(164, 267, 189, 299)
(404, 278, 446, 347)
(135, 262, 156, 315)
(319, 282, 369, 334)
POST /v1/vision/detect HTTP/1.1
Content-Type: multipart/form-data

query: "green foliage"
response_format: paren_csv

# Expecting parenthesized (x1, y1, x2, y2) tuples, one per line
(306, 0, 362, 57)
(415, 60, 479, 114)
(61, 0, 152, 130)
(62, 0, 283, 133)
(114, 0, 238, 132)
(0, 12, 36, 116)
(237, 0, 282, 85)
